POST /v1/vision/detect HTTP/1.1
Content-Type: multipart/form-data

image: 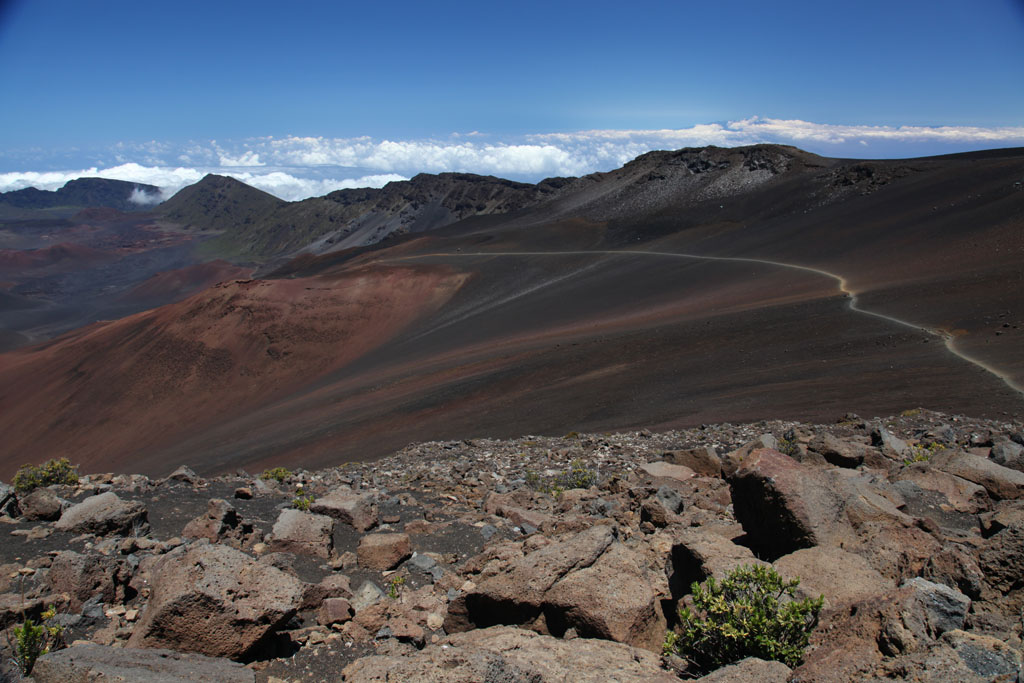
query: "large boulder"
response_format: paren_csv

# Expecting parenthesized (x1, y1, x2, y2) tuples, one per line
(728, 449, 846, 556)
(32, 643, 254, 682)
(773, 545, 892, 609)
(182, 499, 257, 547)
(127, 542, 304, 660)
(267, 509, 335, 559)
(543, 542, 664, 649)
(668, 529, 766, 598)
(894, 466, 989, 513)
(808, 432, 866, 468)
(931, 451, 1024, 500)
(19, 487, 66, 521)
(664, 446, 722, 477)
(445, 525, 664, 650)
(309, 488, 378, 531)
(46, 551, 126, 611)
(341, 625, 677, 682)
(55, 492, 148, 536)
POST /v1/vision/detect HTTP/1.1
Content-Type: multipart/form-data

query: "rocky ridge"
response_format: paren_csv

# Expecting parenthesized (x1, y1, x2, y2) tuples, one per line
(1, 409, 1023, 681)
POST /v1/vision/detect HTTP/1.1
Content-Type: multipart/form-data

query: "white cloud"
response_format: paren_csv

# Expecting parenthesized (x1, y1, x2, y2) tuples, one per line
(218, 150, 264, 167)
(0, 165, 407, 202)
(128, 186, 163, 205)
(3, 118, 1023, 203)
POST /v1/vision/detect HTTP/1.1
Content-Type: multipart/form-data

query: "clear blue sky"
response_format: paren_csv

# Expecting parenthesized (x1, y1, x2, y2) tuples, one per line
(1, 0, 1022, 199)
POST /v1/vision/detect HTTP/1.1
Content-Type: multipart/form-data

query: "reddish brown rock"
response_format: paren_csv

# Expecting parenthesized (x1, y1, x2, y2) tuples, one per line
(310, 488, 378, 531)
(19, 488, 65, 521)
(46, 551, 125, 611)
(317, 597, 354, 626)
(127, 542, 305, 660)
(340, 625, 677, 682)
(664, 446, 722, 477)
(357, 533, 412, 570)
(728, 449, 845, 556)
(932, 451, 1024, 500)
(773, 545, 892, 609)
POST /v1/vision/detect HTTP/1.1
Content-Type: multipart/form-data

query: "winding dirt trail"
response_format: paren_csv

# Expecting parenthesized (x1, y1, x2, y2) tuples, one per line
(392, 249, 1024, 397)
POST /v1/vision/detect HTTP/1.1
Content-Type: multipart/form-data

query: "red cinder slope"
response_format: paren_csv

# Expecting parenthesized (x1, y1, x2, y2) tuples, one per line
(0, 263, 466, 477)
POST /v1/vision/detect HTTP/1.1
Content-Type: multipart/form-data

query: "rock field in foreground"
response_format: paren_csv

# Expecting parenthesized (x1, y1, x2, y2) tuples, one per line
(1, 409, 1023, 681)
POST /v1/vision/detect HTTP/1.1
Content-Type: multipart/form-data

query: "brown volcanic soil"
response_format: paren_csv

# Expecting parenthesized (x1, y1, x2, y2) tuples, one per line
(0, 264, 466, 477)
(0, 146, 1022, 478)
(117, 259, 253, 306)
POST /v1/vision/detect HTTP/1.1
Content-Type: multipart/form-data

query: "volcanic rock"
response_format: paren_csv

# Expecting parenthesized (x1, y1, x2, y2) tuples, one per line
(54, 492, 148, 536)
(268, 509, 335, 559)
(773, 545, 892, 609)
(309, 488, 379, 532)
(664, 446, 722, 477)
(932, 451, 1024, 500)
(18, 487, 65, 521)
(31, 643, 254, 682)
(695, 656, 792, 682)
(127, 542, 304, 660)
(46, 551, 124, 611)
(357, 532, 411, 570)
(340, 625, 677, 682)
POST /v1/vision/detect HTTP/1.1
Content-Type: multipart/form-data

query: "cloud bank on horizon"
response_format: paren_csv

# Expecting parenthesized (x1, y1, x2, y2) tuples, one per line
(2, 118, 1023, 202)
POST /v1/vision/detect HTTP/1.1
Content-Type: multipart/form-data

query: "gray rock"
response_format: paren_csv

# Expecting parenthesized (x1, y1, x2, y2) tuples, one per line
(351, 580, 386, 612)
(990, 439, 1024, 470)
(900, 577, 971, 640)
(0, 482, 17, 517)
(655, 485, 684, 514)
(870, 423, 909, 457)
(942, 629, 1023, 679)
(32, 643, 253, 682)
(166, 465, 202, 484)
(46, 550, 125, 611)
(267, 509, 335, 558)
(55, 492, 148, 536)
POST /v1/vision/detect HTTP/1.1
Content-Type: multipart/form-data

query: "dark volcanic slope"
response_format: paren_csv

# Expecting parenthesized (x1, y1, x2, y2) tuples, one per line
(1, 145, 1022, 478)
(0, 177, 161, 212)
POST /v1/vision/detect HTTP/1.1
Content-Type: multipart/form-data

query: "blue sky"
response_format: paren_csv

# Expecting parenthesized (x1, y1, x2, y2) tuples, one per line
(1, 0, 1022, 200)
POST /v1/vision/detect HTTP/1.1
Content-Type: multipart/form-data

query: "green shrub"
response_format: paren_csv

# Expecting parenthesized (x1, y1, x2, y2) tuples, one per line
(260, 467, 291, 483)
(386, 575, 406, 599)
(666, 564, 823, 673)
(5, 606, 65, 675)
(12, 458, 79, 493)
(553, 459, 598, 490)
(524, 460, 598, 496)
(292, 485, 314, 511)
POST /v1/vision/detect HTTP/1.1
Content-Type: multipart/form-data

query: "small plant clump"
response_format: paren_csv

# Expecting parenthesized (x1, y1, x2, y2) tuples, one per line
(260, 467, 292, 483)
(777, 437, 801, 457)
(904, 441, 946, 465)
(524, 460, 598, 497)
(292, 485, 315, 511)
(553, 459, 598, 490)
(5, 605, 65, 676)
(12, 458, 79, 493)
(386, 575, 406, 599)
(665, 564, 823, 674)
